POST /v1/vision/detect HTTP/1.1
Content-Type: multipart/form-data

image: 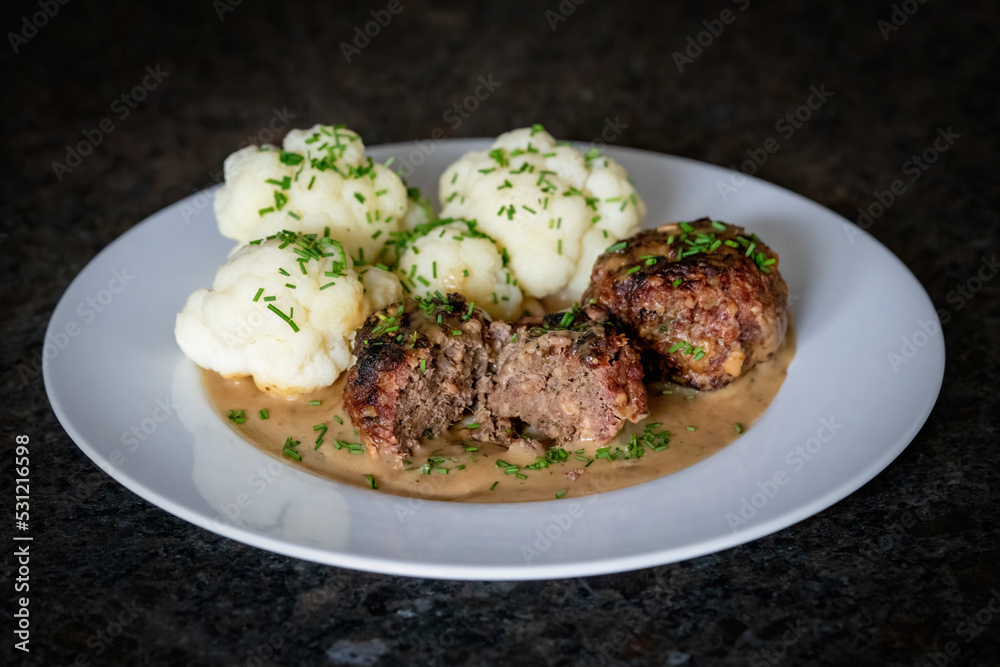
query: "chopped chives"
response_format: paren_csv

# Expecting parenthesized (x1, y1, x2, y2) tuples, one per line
(734, 423, 744, 434)
(258, 409, 269, 420)
(266, 304, 300, 332)
(252, 288, 264, 302)
(555, 489, 567, 499)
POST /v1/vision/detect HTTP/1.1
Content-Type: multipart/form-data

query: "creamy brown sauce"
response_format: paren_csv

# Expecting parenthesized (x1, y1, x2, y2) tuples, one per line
(203, 328, 795, 503)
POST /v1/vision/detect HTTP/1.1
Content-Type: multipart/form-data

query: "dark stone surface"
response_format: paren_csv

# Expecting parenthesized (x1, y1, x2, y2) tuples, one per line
(2, 1, 998, 665)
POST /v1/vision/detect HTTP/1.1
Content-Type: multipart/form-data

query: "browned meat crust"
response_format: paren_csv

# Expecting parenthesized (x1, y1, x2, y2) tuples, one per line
(343, 293, 490, 458)
(481, 309, 648, 445)
(583, 218, 788, 390)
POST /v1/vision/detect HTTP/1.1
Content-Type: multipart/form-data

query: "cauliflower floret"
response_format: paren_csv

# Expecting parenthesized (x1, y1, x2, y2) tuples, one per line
(214, 124, 408, 262)
(438, 126, 646, 301)
(394, 219, 522, 320)
(175, 230, 402, 395)
(401, 186, 435, 231)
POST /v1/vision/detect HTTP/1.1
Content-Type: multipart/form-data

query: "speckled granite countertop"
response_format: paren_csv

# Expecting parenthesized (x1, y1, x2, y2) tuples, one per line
(2, 1, 998, 665)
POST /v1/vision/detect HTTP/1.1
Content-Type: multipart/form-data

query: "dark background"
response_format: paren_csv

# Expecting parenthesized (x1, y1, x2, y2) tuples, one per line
(3, 1, 999, 665)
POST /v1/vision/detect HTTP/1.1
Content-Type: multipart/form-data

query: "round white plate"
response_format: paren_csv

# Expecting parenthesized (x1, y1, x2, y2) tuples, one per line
(44, 139, 944, 580)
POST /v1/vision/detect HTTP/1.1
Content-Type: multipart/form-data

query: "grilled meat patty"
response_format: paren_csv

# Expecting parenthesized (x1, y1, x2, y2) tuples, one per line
(345, 296, 648, 456)
(343, 293, 491, 458)
(583, 218, 788, 390)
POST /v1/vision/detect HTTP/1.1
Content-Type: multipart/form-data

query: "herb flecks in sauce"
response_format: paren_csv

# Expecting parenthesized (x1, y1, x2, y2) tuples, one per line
(206, 329, 795, 503)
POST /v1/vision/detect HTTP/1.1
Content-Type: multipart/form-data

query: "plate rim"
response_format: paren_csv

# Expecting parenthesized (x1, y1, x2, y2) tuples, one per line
(43, 139, 946, 580)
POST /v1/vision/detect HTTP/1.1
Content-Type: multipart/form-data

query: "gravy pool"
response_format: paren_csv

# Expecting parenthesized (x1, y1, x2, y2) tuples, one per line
(203, 328, 795, 502)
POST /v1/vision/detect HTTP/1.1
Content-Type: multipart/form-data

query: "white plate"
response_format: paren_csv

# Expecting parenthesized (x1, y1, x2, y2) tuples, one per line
(44, 139, 944, 580)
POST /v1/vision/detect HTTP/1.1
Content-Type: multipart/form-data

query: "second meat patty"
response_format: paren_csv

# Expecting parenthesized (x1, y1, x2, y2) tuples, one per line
(583, 218, 788, 390)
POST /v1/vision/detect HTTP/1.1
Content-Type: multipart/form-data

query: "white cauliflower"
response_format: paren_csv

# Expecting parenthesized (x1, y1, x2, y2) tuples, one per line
(401, 185, 435, 230)
(175, 230, 401, 395)
(213, 124, 409, 263)
(438, 126, 646, 301)
(394, 219, 523, 320)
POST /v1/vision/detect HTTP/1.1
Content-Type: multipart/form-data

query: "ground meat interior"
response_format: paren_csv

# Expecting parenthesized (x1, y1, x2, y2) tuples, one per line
(345, 296, 648, 458)
(483, 311, 648, 445)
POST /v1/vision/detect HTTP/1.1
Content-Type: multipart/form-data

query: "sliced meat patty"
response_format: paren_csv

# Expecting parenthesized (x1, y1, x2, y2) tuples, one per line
(480, 309, 648, 445)
(343, 293, 490, 459)
(583, 218, 788, 390)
